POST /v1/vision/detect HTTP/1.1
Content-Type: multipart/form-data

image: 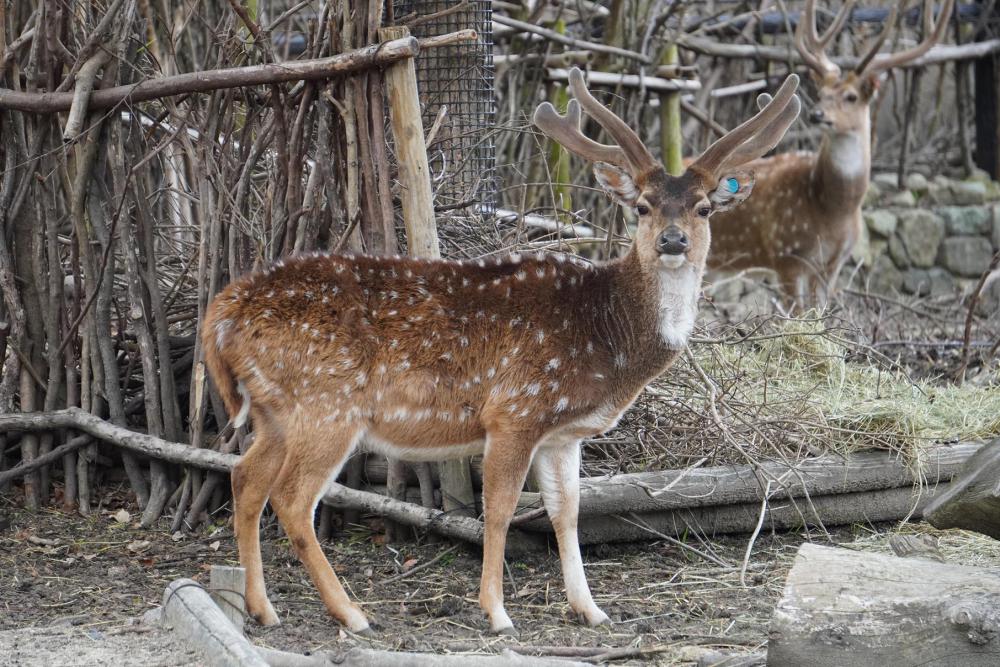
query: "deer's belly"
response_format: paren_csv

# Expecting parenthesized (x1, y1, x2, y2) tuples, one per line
(539, 401, 630, 447)
(362, 423, 486, 462)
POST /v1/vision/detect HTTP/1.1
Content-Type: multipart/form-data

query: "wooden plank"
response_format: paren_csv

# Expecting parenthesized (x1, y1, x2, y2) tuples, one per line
(924, 437, 1000, 538)
(768, 544, 1000, 666)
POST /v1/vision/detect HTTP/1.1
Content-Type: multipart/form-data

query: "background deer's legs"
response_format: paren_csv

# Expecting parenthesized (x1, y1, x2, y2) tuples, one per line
(479, 432, 536, 634)
(231, 413, 286, 626)
(533, 441, 610, 627)
(268, 424, 370, 633)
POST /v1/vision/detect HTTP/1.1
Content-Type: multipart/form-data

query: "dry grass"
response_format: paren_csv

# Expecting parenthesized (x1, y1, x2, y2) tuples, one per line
(580, 306, 1000, 479)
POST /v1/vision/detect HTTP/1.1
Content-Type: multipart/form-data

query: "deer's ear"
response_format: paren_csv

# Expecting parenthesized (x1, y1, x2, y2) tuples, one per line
(860, 72, 885, 101)
(593, 162, 640, 207)
(709, 171, 755, 212)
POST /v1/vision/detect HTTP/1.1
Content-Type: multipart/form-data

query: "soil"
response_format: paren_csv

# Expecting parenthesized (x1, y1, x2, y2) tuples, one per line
(0, 489, 826, 665)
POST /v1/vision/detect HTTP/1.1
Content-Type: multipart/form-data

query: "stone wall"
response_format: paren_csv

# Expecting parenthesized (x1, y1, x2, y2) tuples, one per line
(856, 172, 1000, 300)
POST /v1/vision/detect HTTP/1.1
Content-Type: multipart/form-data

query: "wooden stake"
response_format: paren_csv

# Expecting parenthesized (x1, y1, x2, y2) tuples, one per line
(378, 25, 475, 519)
(209, 565, 247, 633)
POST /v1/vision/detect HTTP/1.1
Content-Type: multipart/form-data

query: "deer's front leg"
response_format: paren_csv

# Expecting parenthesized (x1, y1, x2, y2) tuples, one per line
(479, 434, 535, 635)
(533, 442, 609, 627)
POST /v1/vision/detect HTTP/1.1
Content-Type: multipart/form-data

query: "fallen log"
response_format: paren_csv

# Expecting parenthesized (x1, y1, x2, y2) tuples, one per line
(559, 483, 947, 545)
(768, 543, 1000, 667)
(923, 438, 1000, 539)
(364, 442, 981, 517)
(0, 408, 980, 547)
(518, 442, 981, 517)
(0, 408, 541, 553)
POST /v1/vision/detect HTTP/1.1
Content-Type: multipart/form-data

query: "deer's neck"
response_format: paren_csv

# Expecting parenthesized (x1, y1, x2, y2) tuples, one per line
(598, 249, 700, 378)
(812, 125, 871, 212)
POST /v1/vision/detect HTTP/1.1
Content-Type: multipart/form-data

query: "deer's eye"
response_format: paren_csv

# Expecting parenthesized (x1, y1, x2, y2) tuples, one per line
(636, 204, 650, 216)
(697, 206, 712, 218)
(845, 92, 858, 103)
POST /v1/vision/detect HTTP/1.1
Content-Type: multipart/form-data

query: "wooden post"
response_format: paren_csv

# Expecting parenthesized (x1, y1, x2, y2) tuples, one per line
(546, 20, 572, 223)
(659, 43, 683, 176)
(379, 25, 440, 257)
(378, 25, 476, 519)
(209, 565, 246, 633)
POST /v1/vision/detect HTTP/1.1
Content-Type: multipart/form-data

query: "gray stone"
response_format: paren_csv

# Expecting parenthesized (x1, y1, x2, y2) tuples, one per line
(868, 254, 904, 295)
(897, 210, 945, 268)
(888, 233, 911, 269)
(950, 180, 988, 206)
(967, 168, 993, 184)
(872, 172, 900, 189)
(867, 238, 888, 267)
(865, 210, 898, 237)
(986, 180, 1000, 203)
(851, 224, 870, 265)
(939, 206, 992, 235)
(887, 190, 917, 208)
(706, 276, 745, 303)
(904, 173, 929, 192)
(925, 181, 951, 205)
(992, 205, 1000, 250)
(864, 181, 883, 207)
(743, 285, 774, 313)
(937, 236, 995, 277)
(902, 267, 957, 297)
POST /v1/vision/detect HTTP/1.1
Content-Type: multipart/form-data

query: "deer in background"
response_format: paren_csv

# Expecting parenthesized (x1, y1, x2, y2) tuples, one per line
(202, 68, 800, 636)
(708, 0, 954, 307)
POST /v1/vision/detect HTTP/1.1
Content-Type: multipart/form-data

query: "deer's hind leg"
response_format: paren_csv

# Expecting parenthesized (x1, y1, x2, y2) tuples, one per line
(268, 421, 369, 633)
(231, 412, 287, 626)
(479, 430, 537, 634)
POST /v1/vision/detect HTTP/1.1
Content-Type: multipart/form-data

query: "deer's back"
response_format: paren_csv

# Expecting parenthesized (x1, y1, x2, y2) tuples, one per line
(206, 252, 645, 458)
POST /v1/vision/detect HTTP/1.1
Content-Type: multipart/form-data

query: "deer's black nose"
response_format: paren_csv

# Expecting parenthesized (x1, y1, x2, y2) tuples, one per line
(658, 227, 689, 255)
(808, 108, 826, 124)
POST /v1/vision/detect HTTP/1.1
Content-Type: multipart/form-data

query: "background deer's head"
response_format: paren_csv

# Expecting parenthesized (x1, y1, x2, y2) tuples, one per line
(796, 0, 955, 135)
(534, 68, 801, 274)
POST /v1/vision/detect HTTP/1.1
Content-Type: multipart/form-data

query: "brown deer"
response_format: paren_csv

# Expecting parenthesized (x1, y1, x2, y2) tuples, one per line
(202, 68, 800, 636)
(708, 0, 954, 307)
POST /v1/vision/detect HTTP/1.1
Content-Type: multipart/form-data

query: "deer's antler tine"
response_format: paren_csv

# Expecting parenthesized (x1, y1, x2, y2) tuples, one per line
(692, 74, 799, 175)
(567, 67, 659, 175)
(533, 99, 629, 167)
(794, 0, 842, 77)
(816, 0, 855, 49)
(854, 2, 901, 74)
(860, 0, 954, 75)
(718, 95, 802, 172)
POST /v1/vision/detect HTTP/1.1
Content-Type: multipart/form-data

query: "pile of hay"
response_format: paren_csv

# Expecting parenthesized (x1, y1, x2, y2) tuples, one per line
(584, 316, 1000, 476)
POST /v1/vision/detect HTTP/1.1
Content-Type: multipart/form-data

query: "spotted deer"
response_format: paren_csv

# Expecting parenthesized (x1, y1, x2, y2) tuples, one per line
(202, 68, 800, 636)
(708, 0, 954, 307)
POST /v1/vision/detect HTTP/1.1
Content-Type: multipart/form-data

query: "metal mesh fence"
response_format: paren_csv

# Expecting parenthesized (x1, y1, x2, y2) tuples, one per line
(393, 0, 497, 222)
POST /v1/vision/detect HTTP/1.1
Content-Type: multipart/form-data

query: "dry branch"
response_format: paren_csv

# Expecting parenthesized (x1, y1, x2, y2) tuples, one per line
(0, 408, 540, 552)
(0, 36, 420, 113)
(677, 35, 1000, 70)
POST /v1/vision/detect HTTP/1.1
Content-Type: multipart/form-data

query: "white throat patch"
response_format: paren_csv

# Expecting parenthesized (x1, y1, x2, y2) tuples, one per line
(828, 133, 865, 180)
(656, 262, 700, 349)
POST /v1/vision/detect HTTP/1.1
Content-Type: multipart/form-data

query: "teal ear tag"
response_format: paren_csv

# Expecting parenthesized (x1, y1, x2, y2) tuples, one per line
(726, 177, 739, 194)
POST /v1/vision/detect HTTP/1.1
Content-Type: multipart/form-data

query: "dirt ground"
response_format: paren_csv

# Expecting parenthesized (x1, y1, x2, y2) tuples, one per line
(4, 490, 1000, 665)
(0, 489, 812, 665)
